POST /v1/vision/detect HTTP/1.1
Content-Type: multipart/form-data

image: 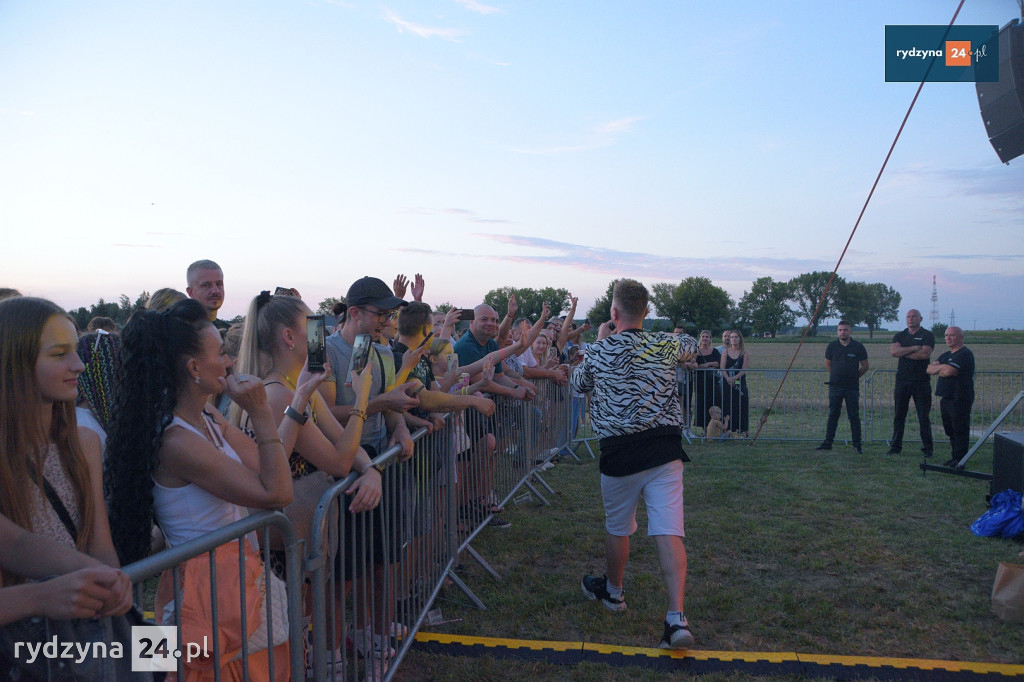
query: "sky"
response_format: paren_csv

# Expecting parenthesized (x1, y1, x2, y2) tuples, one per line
(2, 0, 1022, 331)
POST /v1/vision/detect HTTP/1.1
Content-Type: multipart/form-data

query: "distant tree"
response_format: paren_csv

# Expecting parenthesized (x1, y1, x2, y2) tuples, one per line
(587, 280, 617, 326)
(736, 277, 794, 336)
(787, 271, 843, 336)
(835, 280, 871, 328)
(931, 322, 948, 338)
(651, 277, 732, 331)
(434, 302, 454, 314)
(861, 283, 902, 339)
(317, 296, 344, 315)
(650, 283, 687, 327)
(484, 286, 570, 321)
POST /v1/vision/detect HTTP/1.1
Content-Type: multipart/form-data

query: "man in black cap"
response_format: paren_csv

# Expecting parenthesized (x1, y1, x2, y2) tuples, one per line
(321, 276, 420, 460)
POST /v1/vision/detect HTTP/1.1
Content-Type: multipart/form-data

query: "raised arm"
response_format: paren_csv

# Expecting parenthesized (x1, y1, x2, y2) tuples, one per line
(496, 294, 518, 347)
(555, 295, 578, 351)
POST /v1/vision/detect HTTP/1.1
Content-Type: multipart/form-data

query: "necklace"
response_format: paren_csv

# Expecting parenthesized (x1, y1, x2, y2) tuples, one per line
(173, 410, 225, 452)
(267, 368, 297, 390)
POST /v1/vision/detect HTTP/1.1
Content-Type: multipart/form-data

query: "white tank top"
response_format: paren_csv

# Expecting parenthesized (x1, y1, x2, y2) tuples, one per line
(153, 416, 257, 551)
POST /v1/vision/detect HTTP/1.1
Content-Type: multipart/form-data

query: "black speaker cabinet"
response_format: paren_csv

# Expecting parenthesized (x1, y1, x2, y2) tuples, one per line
(976, 19, 1024, 163)
(992, 431, 1024, 497)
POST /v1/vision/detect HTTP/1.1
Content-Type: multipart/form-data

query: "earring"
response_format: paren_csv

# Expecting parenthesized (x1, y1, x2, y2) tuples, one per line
(194, 375, 201, 384)
(288, 344, 294, 350)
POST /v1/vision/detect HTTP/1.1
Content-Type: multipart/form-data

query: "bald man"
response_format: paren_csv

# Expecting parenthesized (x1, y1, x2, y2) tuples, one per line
(887, 309, 934, 456)
(927, 326, 975, 467)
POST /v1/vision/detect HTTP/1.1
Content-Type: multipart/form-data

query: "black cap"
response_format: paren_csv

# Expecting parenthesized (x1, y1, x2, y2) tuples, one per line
(345, 276, 407, 310)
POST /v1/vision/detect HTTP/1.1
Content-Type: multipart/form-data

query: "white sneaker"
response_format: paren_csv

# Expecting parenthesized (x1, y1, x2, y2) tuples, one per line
(352, 626, 396, 660)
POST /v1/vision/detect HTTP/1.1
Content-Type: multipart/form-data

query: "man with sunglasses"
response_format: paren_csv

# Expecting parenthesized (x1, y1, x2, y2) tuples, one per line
(321, 276, 420, 461)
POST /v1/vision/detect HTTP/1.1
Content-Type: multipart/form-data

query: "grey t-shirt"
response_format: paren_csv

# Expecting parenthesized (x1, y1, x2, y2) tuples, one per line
(324, 332, 393, 453)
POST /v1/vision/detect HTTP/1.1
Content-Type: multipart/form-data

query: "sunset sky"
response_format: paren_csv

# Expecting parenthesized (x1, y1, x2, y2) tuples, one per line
(2, 0, 1022, 330)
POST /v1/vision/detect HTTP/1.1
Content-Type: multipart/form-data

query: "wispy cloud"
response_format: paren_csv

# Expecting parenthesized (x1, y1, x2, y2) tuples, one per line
(382, 7, 466, 42)
(396, 233, 826, 280)
(512, 116, 645, 155)
(891, 162, 1024, 201)
(401, 207, 514, 224)
(454, 0, 503, 15)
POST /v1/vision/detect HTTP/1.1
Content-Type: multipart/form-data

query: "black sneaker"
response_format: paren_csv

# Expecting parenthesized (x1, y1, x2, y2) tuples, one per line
(658, 618, 695, 649)
(854, 444, 863, 454)
(943, 458, 961, 468)
(921, 448, 934, 458)
(487, 516, 511, 529)
(581, 574, 626, 612)
(814, 443, 832, 451)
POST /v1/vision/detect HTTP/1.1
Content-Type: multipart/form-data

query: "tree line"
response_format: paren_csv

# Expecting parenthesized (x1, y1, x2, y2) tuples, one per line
(585, 272, 902, 338)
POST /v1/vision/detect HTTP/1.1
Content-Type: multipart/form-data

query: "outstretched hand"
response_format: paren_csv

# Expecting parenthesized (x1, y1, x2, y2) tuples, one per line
(392, 275, 409, 299)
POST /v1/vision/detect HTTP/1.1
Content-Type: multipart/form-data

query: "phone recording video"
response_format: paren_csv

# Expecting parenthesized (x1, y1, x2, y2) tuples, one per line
(306, 315, 326, 373)
(346, 333, 372, 386)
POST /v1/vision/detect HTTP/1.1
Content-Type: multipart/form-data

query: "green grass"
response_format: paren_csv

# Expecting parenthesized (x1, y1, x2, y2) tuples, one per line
(396, 438, 1024, 681)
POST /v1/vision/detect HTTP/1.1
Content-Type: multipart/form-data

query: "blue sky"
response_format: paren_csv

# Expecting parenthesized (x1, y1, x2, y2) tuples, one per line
(2, 0, 1022, 331)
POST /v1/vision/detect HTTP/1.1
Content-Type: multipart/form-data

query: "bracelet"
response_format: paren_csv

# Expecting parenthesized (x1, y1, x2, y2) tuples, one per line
(350, 408, 368, 422)
(283, 405, 308, 425)
(257, 437, 283, 447)
(461, 387, 468, 395)
(499, 347, 507, 361)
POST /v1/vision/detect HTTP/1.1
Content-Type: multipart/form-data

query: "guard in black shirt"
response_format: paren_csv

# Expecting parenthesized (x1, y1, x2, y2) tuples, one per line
(816, 320, 869, 453)
(927, 326, 975, 467)
(886, 309, 935, 456)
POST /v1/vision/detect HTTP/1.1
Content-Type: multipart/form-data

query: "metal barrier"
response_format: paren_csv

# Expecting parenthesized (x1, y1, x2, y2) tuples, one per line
(305, 379, 573, 681)
(123, 511, 305, 681)
(669, 368, 1024, 444)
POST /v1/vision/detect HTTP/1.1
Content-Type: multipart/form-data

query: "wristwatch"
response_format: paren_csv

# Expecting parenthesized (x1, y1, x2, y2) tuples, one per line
(283, 405, 309, 425)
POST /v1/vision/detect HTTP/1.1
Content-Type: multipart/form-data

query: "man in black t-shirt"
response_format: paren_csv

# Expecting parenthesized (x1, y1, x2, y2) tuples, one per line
(927, 326, 975, 467)
(886, 309, 934, 456)
(816, 320, 869, 453)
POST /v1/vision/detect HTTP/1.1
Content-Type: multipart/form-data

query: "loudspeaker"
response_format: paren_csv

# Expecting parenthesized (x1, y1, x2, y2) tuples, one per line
(976, 19, 1024, 163)
(991, 431, 1024, 497)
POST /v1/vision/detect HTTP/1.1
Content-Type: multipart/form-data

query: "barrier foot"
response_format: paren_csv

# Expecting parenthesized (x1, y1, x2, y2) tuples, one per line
(528, 475, 552, 501)
(465, 544, 502, 581)
(560, 443, 582, 462)
(527, 476, 553, 502)
(445, 569, 487, 610)
(582, 438, 598, 459)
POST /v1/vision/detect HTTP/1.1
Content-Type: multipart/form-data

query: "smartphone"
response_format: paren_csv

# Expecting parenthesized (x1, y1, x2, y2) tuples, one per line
(306, 315, 326, 372)
(346, 333, 372, 385)
(445, 353, 459, 376)
(415, 331, 434, 350)
(458, 308, 475, 321)
(274, 286, 294, 296)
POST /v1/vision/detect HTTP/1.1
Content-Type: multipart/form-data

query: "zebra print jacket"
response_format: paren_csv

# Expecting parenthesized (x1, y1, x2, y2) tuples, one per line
(570, 329, 686, 441)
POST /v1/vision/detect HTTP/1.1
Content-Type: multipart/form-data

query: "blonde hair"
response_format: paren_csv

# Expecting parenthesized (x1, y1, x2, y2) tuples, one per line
(230, 291, 307, 426)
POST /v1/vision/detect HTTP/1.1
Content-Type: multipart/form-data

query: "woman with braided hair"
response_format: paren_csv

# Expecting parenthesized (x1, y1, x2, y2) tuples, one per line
(105, 298, 297, 681)
(74, 330, 122, 456)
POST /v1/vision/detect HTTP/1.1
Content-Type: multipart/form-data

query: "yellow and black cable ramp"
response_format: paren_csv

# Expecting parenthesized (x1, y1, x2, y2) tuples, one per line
(412, 632, 1024, 680)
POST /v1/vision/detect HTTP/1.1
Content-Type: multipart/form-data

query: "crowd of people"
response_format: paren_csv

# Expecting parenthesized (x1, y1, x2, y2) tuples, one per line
(0, 263, 592, 680)
(0, 270, 982, 678)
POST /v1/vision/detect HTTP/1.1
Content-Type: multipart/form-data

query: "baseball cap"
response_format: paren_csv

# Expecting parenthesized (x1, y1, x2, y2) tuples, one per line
(345, 276, 407, 310)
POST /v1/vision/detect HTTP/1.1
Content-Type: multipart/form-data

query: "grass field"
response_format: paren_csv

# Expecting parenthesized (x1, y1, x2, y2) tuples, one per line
(396, 437, 1024, 681)
(736, 338, 1022, 372)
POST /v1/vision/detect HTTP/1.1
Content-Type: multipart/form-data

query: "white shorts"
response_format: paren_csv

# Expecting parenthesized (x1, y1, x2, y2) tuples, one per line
(600, 459, 685, 537)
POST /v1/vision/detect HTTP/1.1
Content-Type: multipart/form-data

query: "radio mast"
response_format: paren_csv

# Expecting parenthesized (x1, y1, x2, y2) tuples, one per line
(930, 275, 939, 326)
